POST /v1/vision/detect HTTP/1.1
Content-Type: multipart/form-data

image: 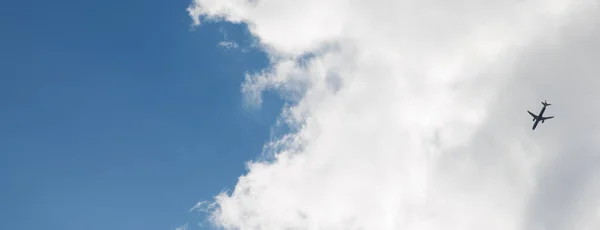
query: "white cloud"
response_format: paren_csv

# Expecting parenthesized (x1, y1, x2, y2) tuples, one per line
(188, 0, 600, 229)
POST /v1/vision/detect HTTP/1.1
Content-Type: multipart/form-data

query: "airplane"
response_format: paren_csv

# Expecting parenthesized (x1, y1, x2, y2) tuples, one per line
(527, 100, 554, 130)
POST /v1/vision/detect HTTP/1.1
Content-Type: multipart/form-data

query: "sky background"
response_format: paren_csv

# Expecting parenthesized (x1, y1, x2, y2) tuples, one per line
(0, 1, 278, 230)
(4, 0, 600, 230)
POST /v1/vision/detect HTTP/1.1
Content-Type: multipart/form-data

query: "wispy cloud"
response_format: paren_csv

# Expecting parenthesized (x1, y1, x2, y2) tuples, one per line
(188, 0, 600, 229)
(189, 201, 214, 213)
(215, 26, 248, 52)
(174, 223, 187, 230)
(217, 41, 239, 49)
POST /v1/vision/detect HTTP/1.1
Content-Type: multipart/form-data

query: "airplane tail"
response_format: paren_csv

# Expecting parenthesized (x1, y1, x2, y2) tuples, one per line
(541, 100, 551, 106)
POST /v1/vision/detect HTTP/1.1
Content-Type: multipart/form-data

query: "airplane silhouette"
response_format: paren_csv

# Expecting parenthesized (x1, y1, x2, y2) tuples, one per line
(528, 100, 554, 130)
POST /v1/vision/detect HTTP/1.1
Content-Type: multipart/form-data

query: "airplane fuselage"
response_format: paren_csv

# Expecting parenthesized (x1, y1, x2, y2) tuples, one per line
(532, 106, 547, 130)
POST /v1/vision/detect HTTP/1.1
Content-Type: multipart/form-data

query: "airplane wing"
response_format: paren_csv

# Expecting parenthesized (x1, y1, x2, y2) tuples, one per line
(527, 111, 538, 119)
(540, 116, 554, 120)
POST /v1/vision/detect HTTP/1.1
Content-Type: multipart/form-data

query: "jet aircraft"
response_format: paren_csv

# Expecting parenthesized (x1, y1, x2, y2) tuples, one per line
(527, 100, 554, 130)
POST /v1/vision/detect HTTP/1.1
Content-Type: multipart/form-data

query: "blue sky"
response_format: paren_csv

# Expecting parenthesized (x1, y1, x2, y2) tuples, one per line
(0, 1, 281, 229)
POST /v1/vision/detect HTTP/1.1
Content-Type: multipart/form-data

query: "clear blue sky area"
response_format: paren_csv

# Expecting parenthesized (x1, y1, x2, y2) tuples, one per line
(0, 1, 282, 229)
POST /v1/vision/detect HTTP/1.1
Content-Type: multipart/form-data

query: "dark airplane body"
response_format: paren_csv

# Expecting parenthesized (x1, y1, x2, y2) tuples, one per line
(528, 100, 554, 130)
